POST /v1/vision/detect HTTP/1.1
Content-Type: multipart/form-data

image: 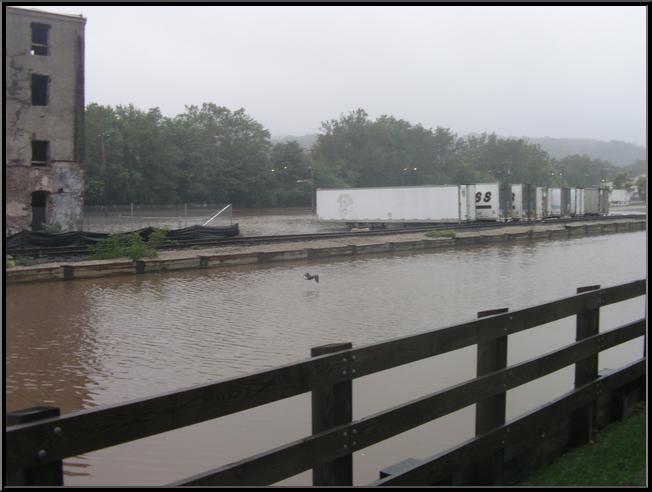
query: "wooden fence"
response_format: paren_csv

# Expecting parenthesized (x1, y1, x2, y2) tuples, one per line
(5, 279, 646, 486)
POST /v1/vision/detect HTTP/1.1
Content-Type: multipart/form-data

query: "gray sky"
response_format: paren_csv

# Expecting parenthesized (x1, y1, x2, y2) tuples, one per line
(22, 5, 647, 145)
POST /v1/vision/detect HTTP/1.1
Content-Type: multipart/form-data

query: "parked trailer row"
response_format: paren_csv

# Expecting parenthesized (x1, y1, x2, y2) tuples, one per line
(316, 184, 609, 226)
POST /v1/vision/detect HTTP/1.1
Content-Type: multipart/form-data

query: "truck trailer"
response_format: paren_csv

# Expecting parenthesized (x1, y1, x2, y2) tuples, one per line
(609, 189, 632, 205)
(569, 188, 585, 216)
(584, 187, 610, 215)
(535, 187, 547, 219)
(511, 184, 537, 220)
(549, 187, 571, 217)
(474, 182, 512, 221)
(316, 185, 477, 226)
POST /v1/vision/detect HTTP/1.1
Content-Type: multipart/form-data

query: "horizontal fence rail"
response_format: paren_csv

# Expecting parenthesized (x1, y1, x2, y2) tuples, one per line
(5, 278, 646, 486)
(168, 319, 645, 486)
(372, 359, 645, 486)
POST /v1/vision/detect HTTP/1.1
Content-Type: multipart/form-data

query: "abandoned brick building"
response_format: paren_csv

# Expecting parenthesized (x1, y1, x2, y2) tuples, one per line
(5, 6, 86, 233)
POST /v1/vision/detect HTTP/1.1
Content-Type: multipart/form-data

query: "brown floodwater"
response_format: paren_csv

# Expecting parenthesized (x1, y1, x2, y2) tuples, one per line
(82, 206, 348, 235)
(5, 230, 646, 485)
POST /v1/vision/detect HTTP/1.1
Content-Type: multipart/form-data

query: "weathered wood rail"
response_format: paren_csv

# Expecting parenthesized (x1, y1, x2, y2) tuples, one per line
(5, 279, 646, 486)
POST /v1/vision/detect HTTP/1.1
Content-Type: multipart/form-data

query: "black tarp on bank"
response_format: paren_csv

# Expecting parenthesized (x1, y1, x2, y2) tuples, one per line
(5, 224, 240, 249)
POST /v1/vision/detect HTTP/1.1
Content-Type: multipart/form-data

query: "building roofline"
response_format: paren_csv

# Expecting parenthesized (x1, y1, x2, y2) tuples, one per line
(5, 6, 86, 24)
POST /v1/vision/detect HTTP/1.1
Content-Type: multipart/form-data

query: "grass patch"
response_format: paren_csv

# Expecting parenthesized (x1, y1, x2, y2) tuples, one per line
(425, 229, 456, 239)
(520, 404, 646, 486)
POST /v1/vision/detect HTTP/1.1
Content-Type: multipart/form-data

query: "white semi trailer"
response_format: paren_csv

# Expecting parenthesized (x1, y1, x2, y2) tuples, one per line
(474, 182, 512, 221)
(535, 187, 547, 219)
(584, 187, 610, 215)
(548, 187, 572, 217)
(569, 188, 585, 216)
(316, 185, 477, 226)
(609, 189, 632, 205)
(541, 187, 553, 217)
(511, 184, 537, 220)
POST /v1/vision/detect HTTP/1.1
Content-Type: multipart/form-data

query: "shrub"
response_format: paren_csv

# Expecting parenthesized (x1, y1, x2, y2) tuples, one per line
(89, 233, 130, 260)
(124, 232, 158, 261)
(90, 232, 158, 261)
(147, 227, 175, 249)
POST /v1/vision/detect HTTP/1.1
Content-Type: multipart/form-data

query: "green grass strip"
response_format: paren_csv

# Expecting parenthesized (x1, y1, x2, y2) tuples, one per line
(520, 404, 646, 486)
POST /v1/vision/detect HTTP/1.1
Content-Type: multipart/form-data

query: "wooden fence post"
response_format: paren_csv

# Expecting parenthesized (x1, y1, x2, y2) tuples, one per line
(6, 406, 63, 485)
(570, 284, 601, 445)
(311, 342, 353, 486)
(474, 307, 509, 485)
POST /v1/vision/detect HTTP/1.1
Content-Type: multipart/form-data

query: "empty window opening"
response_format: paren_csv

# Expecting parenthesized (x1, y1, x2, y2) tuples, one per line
(31, 191, 49, 231)
(30, 23, 50, 55)
(31, 74, 49, 106)
(31, 140, 49, 166)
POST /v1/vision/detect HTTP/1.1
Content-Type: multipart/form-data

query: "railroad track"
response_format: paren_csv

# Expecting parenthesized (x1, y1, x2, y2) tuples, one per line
(5, 214, 645, 258)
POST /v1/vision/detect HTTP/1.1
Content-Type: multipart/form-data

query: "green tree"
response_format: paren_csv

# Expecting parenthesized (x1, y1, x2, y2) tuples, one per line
(270, 141, 312, 206)
(85, 102, 276, 207)
(612, 171, 632, 190)
(85, 104, 180, 205)
(312, 109, 460, 187)
(173, 104, 273, 206)
(634, 175, 646, 200)
(555, 155, 615, 188)
(84, 102, 631, 210)
(452, 133, 555, 185)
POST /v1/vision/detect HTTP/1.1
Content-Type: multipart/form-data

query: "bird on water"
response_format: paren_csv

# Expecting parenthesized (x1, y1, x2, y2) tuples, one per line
(304, 273, 319, 283)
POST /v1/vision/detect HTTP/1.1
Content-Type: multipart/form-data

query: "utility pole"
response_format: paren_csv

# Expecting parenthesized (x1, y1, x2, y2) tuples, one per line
(297, 167, 316, 214)
(309, 166, 315, 213)
(99, 134, 108, 205)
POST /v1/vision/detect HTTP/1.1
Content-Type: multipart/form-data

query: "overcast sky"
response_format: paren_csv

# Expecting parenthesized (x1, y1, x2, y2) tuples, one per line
(22, 5, 647, 145)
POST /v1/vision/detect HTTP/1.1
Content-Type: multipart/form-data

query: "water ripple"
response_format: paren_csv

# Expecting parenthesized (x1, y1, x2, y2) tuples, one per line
(5, 231, 646, 484)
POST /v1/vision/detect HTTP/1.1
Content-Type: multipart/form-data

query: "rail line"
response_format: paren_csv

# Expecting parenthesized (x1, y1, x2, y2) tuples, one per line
(5, 214, 645, 259)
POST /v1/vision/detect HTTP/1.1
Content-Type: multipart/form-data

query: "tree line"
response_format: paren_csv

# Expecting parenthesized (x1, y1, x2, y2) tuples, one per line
(84, 104, 640, 207)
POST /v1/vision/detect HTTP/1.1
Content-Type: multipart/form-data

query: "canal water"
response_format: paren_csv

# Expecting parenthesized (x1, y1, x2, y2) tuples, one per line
(5, 231, 646, 486)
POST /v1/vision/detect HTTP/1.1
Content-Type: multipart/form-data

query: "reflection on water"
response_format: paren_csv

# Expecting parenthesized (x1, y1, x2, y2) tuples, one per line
(5, 231, 646, 486)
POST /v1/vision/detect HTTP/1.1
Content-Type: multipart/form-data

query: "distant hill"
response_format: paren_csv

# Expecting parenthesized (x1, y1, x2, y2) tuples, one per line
(273, 133, 646, 168)
(522, 137, 646, 167)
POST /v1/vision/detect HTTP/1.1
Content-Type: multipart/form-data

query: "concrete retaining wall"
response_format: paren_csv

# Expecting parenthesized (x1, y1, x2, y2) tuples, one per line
(70, 260, 135, 279)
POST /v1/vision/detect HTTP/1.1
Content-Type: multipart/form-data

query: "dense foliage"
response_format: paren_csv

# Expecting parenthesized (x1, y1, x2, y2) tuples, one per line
(84, 104, 638, 207)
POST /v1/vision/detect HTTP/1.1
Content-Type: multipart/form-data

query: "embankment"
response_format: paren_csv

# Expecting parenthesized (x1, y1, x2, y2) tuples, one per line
(5, 219, 646, 284)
